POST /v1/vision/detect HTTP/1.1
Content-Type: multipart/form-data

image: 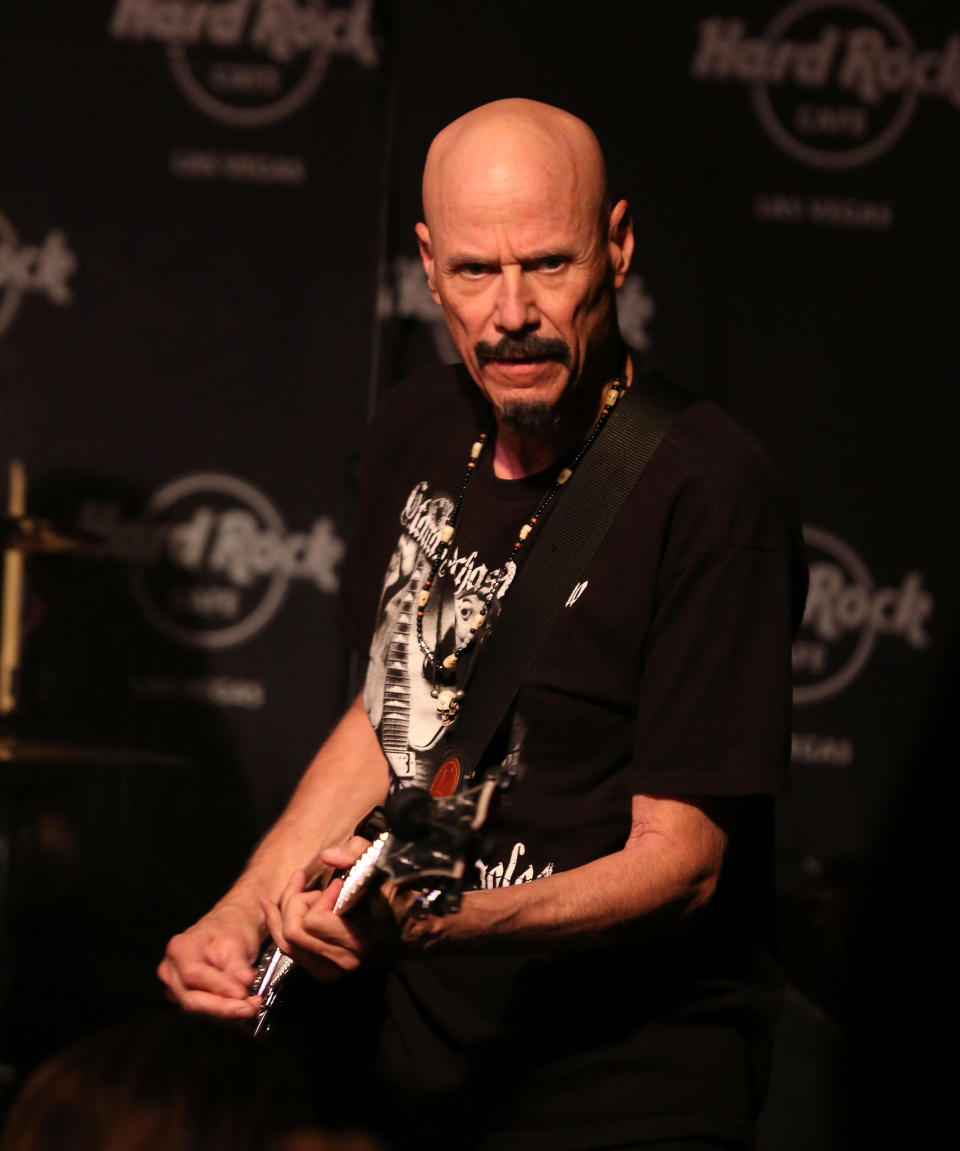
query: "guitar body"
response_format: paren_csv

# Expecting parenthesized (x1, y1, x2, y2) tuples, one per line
(248, 768, 513, 1039)
(249, 831, 391, 1037)
(254, 959, 391, 1133)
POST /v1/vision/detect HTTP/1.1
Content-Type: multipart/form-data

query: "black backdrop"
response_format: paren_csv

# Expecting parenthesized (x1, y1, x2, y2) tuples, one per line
(1, 2, 956, 1144)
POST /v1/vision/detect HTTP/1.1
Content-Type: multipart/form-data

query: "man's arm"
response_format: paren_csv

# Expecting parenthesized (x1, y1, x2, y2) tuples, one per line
(265, 793, 728, 976)
(157, 692, 390, 1018)
(414, 793, 728, 951)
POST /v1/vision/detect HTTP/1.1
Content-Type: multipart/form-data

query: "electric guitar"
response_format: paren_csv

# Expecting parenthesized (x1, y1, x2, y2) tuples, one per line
(248, 764, 513, 1037)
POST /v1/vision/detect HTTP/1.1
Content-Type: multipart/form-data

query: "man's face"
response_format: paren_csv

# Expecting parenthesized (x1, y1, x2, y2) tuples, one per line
(417, 165, 631, 432)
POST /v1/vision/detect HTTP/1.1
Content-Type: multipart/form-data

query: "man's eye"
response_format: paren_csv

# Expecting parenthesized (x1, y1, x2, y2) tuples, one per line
(536, 256, 569, 273)
(459, 264, 491, 278)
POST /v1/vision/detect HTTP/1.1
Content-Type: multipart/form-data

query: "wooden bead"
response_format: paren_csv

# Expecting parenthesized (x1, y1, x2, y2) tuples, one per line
(418, 590, 430, 607)
(519, 524, 532, 540)
(557, 467, 573, 485)
(442, 653, 458, 669)
(605, 387, 620, 407)
(441, 524, 455, 542)
(471, 613, 484, 630)
(471, 441, 484, 459)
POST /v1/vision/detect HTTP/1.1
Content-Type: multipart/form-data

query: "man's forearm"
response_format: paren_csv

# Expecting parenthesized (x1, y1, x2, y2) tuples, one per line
(222, 693, 390, 915)
(399, 796, 727, 954)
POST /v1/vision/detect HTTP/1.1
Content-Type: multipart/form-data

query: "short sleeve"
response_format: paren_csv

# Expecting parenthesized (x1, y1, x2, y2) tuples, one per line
(630, 467, 802, 796)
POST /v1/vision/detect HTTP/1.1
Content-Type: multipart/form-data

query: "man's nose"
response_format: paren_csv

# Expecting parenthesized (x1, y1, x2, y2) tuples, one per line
(494, 268, 538, 333)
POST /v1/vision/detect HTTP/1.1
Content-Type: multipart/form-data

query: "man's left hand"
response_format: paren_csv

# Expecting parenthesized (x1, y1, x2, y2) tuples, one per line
(261, 839, 404, 981)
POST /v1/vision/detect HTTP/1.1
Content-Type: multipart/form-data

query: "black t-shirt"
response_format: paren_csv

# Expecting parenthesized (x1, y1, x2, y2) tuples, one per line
(339, 363, 806, 1150)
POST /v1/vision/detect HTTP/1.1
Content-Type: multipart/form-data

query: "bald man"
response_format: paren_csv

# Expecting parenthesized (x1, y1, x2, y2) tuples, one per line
(160, 100, 805, 1150)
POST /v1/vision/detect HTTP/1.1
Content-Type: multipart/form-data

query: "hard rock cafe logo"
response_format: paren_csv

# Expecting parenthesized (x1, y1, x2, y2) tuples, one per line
(793, 525, 933, 704)
(79, 472, 345, 649)
(109, 0, 378, 128)
(692, 0, 960, 169)
(0, 209, 77, 341)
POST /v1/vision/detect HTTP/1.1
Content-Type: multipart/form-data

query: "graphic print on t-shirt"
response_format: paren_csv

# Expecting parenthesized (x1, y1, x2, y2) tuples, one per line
(474, 840, 555, 888)
(363, 480, 515, 789)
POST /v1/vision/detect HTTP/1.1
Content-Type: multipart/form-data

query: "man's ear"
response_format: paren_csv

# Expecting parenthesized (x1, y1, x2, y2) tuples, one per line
(607, 199, 634, 289)
(415, 222, 442, 305)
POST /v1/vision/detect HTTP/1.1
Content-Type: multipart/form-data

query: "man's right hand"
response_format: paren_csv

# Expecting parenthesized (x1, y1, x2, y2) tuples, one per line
(157, 901, 265, 1019)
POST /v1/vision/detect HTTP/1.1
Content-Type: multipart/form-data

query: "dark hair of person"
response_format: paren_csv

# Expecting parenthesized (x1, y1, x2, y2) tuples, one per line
(1, 1010, 319, 1151)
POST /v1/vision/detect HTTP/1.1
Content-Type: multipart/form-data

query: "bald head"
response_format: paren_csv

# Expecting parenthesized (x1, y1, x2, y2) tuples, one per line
(415, 100, 633, 467)
(421, 98, 609, 237)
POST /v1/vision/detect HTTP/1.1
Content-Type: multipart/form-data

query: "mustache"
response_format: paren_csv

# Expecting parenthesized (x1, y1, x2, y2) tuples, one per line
(474, 335, 571, 369)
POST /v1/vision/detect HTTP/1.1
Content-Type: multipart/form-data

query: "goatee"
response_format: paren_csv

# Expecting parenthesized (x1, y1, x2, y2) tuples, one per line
(498, 399, 556, 434)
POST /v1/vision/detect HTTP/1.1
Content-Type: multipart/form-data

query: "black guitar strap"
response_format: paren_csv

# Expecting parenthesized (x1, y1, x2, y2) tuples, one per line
(442, 368, 693, 781)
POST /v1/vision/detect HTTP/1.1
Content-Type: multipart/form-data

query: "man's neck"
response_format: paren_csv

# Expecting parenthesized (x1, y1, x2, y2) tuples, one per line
(492, 350, 632, 480)
(492, 424, 578, 480)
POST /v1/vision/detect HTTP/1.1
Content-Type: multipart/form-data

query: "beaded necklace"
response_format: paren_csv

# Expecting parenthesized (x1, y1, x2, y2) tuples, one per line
(417, 368, 629, 727)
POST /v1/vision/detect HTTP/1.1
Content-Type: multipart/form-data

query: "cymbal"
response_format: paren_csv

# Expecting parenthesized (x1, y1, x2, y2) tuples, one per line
(0, 735, 185, 767)
(0, 515, 95, 553)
